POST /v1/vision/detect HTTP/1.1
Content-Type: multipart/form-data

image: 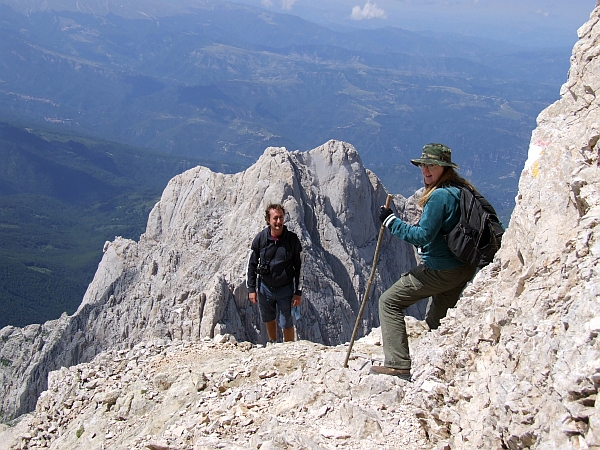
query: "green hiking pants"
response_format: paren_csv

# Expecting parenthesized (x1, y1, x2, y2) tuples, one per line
(378, 263, 478, 370)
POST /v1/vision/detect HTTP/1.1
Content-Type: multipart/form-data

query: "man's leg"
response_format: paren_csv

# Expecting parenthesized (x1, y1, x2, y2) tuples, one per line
(283, 326, 295, 342)
(273, 284, 294, 342)
(265, 320, 278, 341)
(257, 284, 278, 342)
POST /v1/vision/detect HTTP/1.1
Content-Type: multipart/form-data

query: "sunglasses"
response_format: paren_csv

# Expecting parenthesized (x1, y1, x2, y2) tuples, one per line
(418, 164, 439, 170)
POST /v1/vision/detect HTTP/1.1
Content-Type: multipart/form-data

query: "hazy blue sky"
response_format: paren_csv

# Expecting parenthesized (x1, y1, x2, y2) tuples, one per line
(237, 0, 597, 48)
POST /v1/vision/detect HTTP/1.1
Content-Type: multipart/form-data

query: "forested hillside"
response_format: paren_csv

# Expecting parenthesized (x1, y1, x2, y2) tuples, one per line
(0, 121, 243, 327)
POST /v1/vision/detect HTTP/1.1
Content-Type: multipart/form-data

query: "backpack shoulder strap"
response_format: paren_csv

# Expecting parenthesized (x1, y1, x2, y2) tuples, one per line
(260, 228, 283, 266)
(444, 182, 462, 202)
(286, 229, 301, 249)
(447, 182, 500, 219)
(258, 228, 270, 260)
(258, 228, 268, 249)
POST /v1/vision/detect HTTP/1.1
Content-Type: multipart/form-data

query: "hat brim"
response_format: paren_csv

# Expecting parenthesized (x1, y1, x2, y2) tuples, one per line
(410, 158, 460, 170)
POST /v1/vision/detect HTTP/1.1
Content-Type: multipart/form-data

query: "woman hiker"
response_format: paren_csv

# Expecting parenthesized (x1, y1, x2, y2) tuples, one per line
(370, 143, 479, 381)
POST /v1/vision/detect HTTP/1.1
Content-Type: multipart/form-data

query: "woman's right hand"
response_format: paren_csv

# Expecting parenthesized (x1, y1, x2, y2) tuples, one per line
(248, 292, 257, 304)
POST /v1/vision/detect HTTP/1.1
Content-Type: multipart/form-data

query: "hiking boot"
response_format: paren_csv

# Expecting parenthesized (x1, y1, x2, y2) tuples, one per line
(369, 365, 411, 381)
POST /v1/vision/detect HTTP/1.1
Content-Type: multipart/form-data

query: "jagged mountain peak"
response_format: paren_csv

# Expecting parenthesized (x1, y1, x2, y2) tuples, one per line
(0, 139, 420, 422)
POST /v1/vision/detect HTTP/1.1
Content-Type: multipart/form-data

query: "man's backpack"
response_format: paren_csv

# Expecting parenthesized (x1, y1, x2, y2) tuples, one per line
(444, 184, 505, 267)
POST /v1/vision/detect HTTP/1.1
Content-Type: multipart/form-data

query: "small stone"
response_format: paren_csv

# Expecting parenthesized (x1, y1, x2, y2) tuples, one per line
(320, 428, 351, 439)
(259, 370, 276, 379)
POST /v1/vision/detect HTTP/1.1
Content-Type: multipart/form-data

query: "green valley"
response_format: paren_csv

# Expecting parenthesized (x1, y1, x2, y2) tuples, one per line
(0, 121, 243, 327)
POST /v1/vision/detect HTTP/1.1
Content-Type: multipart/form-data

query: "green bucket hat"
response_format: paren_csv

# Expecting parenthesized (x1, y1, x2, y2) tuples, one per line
(410, 143, 460, 170)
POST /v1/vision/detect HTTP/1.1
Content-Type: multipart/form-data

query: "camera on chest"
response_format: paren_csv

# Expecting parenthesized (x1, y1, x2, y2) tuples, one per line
(257, 262, 270, 276)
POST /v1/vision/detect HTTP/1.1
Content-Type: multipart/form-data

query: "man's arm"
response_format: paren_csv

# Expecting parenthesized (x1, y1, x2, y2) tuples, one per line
(247, 233, 261, 298)
(292, 236, 303, 301)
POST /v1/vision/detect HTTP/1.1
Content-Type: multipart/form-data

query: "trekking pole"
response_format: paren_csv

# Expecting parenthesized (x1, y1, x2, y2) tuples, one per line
(343, 194, 392, 368)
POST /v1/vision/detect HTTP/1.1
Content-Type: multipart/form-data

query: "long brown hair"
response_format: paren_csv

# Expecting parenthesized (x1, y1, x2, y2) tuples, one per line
(418, 167, 474, 207)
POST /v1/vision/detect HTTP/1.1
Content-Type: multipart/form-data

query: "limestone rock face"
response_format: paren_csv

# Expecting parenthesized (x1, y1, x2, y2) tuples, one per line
(0, 332, 431, 450)
(411, 5, 600, 449)
(0, 140, 420, 421)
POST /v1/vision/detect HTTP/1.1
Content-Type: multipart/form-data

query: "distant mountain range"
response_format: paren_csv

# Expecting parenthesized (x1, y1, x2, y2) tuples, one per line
(0, 0, 570, 208)
(0, 0, 572, 326)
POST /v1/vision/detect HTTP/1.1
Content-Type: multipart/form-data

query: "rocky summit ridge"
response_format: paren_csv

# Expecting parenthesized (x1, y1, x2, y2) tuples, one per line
(0, 326, 432, 450)
(2, 2, 600, 449)
(0, 140, 422, 424)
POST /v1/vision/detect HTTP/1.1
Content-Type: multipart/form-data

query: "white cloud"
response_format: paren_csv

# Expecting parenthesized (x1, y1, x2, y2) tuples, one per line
(281, 0, 297, 10)
(262, 0, 273, 6)
(351, 1, 388, 20)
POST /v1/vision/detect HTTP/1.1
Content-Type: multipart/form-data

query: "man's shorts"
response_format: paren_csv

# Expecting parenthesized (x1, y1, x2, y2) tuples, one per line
(257, 282, 294, 329)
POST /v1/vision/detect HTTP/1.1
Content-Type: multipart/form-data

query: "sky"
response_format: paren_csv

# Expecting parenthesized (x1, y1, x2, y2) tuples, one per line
(237, 0, 597, 48)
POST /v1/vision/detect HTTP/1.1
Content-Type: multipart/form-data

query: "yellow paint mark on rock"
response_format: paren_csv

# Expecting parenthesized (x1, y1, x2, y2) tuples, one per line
(532, 160, 540, 178)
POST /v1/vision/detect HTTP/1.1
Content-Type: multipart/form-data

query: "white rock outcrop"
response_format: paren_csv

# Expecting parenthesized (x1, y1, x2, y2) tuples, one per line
(0, 140, 421, 422)
(0, 328, 432, 450)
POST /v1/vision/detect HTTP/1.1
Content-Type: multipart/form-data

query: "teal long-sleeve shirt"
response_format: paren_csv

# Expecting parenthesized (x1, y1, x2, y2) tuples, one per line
(383, 186, 465, 270)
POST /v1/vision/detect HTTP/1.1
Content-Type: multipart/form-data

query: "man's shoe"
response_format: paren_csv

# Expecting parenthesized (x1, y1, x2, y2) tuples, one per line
(369, 365, 411, 381)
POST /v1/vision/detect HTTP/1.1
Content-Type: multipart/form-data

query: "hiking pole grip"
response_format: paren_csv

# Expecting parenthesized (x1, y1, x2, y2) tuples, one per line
(343, 194, 392, 368)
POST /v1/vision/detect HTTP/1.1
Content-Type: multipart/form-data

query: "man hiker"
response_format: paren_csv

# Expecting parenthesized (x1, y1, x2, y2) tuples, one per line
(247, 203, 303, 344)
